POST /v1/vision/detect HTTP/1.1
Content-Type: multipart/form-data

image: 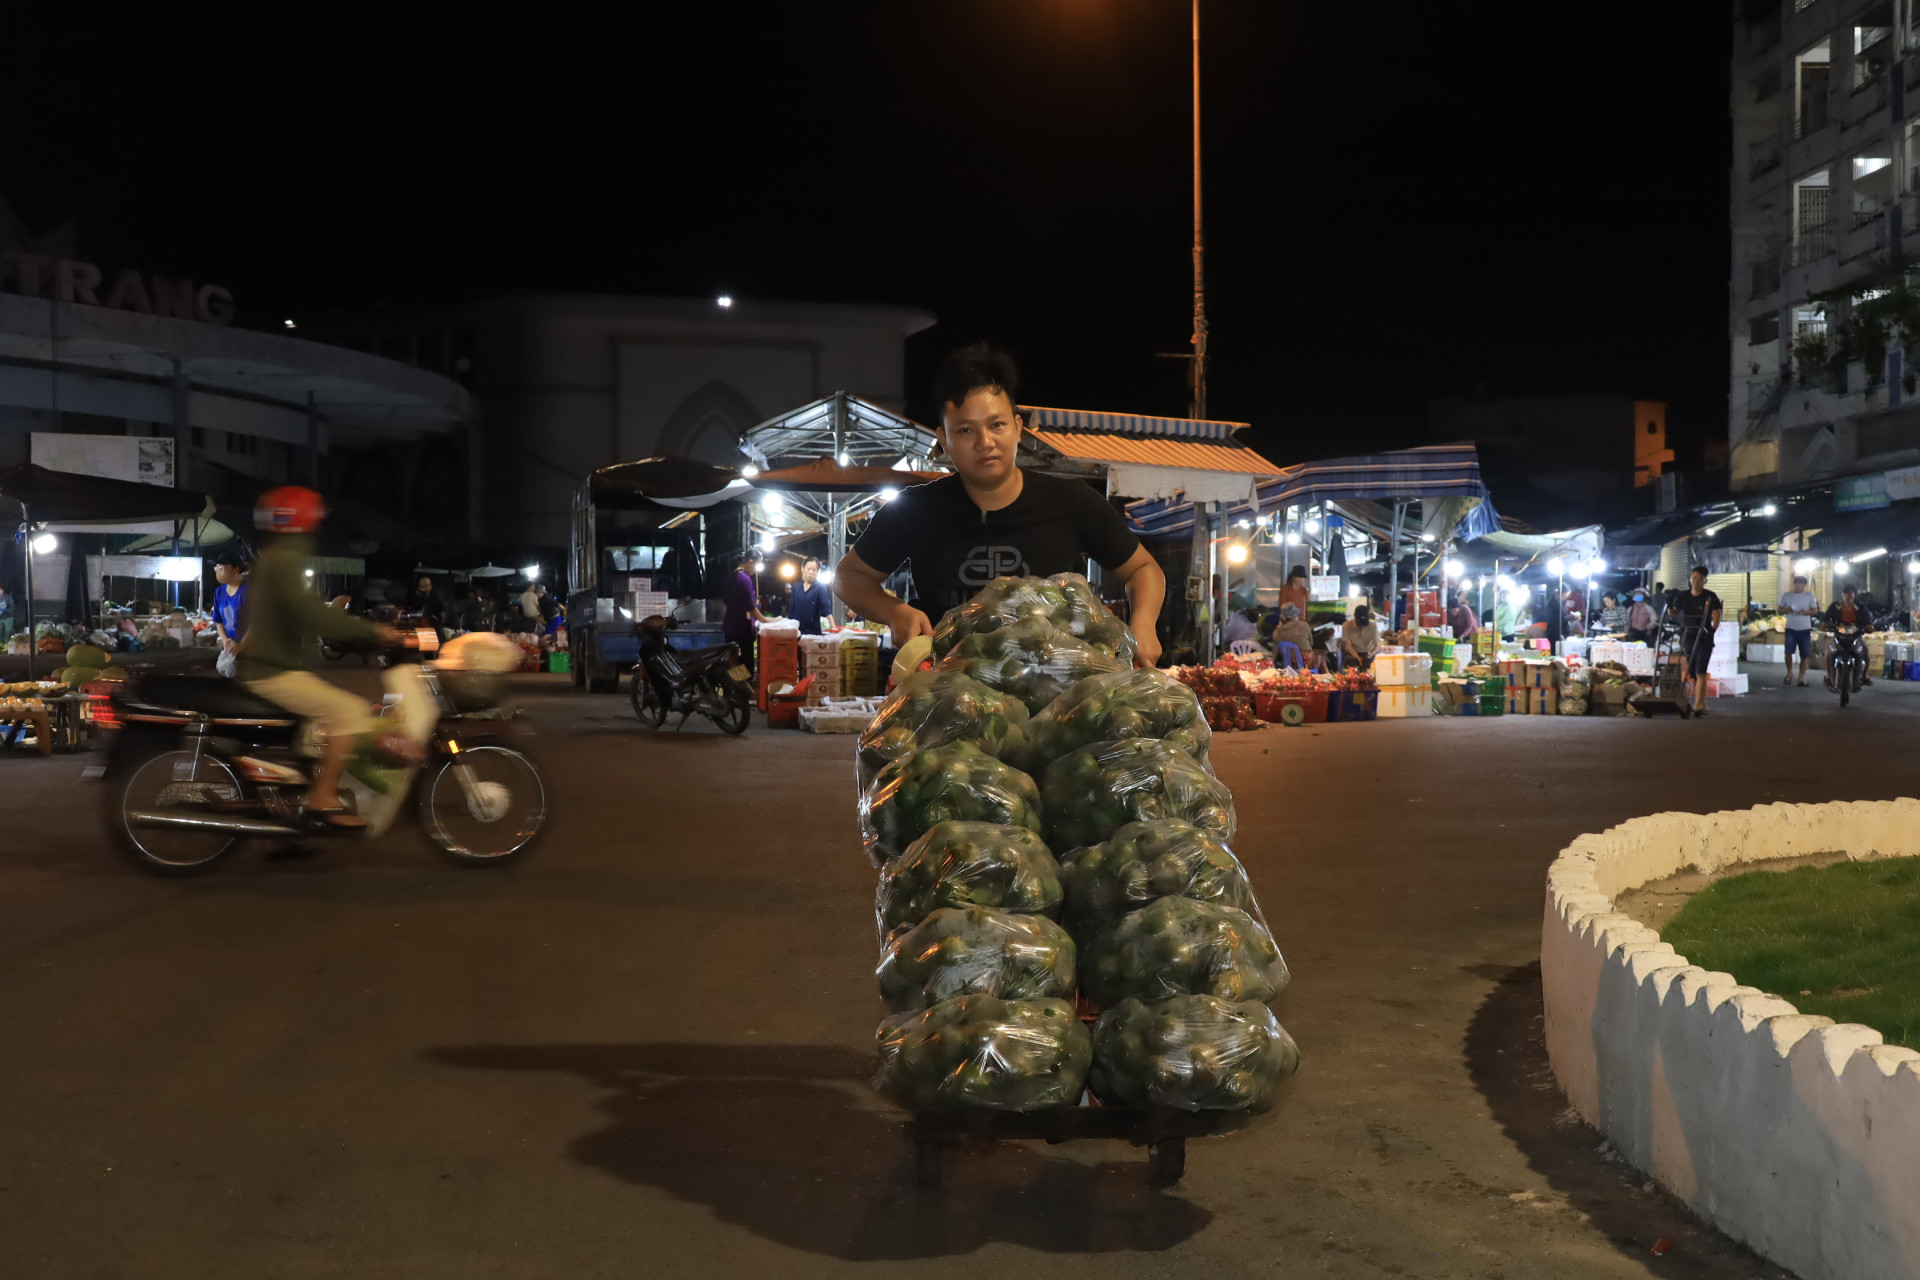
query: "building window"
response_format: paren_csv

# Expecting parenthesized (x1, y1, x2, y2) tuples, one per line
(1750, 316, 1781, 345)
(1754, 66, 1782, 102)
(190, 427, 204, 447)
(1795, 39, 1831, 138)
(1854, 8, 1894, 88)
(1751, 259, 1782, 297)
(1794, 305, 1826, 338)
(1793, 169, 1833, 263)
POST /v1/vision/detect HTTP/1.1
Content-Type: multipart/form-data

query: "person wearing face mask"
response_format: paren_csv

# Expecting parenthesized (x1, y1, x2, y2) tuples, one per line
(1339, 602, 1381, 671)
(1624, 589, 1656, 644)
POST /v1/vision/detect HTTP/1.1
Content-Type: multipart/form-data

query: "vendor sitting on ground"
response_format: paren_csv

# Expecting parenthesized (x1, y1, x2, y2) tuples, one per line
(1273, 603, 1316, 669)
(1339, 603, 1380, 671)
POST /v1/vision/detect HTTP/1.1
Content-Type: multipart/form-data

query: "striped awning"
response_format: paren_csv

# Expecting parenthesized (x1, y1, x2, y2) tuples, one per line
(1023, 427, 1285, 505)
(1021, 405, 1250, 441)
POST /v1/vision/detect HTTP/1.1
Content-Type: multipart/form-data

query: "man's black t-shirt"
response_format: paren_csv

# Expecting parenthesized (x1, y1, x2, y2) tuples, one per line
(852, 470, 1141, 619)
(1673, 587, 1722, 633)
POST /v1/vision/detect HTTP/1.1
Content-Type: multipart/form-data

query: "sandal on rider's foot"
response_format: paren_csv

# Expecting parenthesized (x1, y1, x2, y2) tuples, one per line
(305, 807, 367, 831)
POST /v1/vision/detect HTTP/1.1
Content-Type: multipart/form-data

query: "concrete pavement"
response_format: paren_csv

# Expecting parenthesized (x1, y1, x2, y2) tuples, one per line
(1, 663, 1897, 1278)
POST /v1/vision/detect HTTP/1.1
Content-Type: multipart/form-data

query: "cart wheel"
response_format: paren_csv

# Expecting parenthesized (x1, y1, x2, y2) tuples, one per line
(1279, 702, 1306, 727)
(915, 1140, 944, 1188)
(1147, 1138, 1186, 1187)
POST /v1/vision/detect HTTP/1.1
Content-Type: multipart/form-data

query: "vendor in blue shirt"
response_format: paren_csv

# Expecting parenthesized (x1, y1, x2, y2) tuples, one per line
(788, 557, 834, 635)
(211, 550, 250, 675)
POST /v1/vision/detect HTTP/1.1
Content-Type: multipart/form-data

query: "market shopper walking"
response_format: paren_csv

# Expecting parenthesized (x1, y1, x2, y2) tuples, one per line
(1674, 566, 1723, 716)
(1780, 574, 1817, 686)
(210, 552, 249, 678)
(832, 343, 1166, 667)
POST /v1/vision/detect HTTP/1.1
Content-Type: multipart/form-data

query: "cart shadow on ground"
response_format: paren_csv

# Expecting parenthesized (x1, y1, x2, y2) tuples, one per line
(1463, 962, 1790, 1279)
(428, 1041, 1211, 1260)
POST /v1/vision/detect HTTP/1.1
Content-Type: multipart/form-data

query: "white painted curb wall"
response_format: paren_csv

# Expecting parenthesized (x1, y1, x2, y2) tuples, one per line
(1541, 800, 1920, 1280)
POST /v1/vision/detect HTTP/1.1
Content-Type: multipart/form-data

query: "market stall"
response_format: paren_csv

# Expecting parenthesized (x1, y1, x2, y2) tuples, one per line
(0, 462, 215, 680)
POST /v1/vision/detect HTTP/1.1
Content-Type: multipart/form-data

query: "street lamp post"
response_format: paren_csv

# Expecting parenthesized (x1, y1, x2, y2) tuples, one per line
(1189, 0, 1207, 421)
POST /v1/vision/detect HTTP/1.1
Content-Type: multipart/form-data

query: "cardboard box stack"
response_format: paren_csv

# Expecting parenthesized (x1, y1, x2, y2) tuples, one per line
(1496, 658, 1562, 714)
(1373, 650, 1432, 718)
(801, 635, 843, 702)
(840, 632, 882, 697)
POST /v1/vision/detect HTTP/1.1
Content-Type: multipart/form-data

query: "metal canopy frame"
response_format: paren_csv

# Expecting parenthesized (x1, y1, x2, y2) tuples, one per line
(739, 393, 946, 616)
(739, 391, 940, 471)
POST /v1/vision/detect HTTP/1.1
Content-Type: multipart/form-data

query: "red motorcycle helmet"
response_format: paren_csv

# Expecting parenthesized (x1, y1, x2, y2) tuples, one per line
(255, 485, 327, 534)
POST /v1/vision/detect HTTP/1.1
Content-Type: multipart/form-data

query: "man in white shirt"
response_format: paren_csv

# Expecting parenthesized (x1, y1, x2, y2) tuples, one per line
(1779, 574, 1817, 687)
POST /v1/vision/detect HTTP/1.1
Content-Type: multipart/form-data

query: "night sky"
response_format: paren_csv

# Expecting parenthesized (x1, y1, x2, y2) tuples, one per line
(6, 3, 1731, 468)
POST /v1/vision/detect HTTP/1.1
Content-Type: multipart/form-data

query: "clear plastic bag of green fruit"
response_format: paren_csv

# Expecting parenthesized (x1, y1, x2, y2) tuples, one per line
(935, 617, 1131, 715)
(860, 741, 1045, 866)
(1078, 896, 1287, 1006)
(1025, 669, 1212, 773)
(930, 573, 1137, 665)
(873, 995, 1092, 1112)
(856, 670, 1034, 791)
(1040, 737, 1235, 851)
(1058, 818, 1256, 937)
(875, 819, 1063, 936)
(876, 906, 1077, 1011)
(1089, 995, 1300, 1112)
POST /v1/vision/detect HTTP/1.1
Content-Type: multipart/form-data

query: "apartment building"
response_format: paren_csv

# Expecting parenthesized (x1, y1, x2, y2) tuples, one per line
(1731, 0, 1920, 493)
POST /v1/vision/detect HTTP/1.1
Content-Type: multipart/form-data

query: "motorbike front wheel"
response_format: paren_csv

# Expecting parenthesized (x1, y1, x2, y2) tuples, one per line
(419, 745, 547, 863)
(111, 748, 244, 875)
(631, 675, 668, 728)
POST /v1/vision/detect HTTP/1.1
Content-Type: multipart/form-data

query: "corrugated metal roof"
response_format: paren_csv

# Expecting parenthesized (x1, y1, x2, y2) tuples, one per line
(1021, 406, 1251, 441)
(1026, 428, 1283, 474)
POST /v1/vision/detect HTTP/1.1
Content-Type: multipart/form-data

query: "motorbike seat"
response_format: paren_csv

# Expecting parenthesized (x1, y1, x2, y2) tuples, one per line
(130, 675, 299, 721)
(679, 645, 738, 665)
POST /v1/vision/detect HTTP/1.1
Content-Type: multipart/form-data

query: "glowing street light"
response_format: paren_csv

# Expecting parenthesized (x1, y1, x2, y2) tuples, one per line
(1761, 503, 1777, 516)
(879, 487, 900, 502)
(717, 295, 734, 308)
(741, 464, 760, 478)
(1443, 558, 1465, 578)
(778, 562, 797, 580)
(1225, 543, 1249, 565)
(30, 532, 56, 554)
(522, 564, 540, 579)
(1546, 557, 1565, 576)
(760, 491, 784, 513)
(1795, 557, 1818, 573)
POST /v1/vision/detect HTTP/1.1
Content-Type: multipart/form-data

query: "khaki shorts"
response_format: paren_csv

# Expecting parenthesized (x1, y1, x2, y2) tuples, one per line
(244, 671, 376, 742)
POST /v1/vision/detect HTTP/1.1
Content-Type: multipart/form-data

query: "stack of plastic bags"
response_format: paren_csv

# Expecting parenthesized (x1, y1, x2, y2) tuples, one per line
(860, 574, 1300, 1116)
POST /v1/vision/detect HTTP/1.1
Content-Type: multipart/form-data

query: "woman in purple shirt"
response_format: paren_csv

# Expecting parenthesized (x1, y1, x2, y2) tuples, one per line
(723, 555, 768, 671)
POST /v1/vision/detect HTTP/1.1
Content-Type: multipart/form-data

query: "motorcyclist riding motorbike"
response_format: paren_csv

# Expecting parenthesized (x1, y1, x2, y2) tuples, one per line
(1822, 584, 1875, 692)
(240, 487, 401, 828)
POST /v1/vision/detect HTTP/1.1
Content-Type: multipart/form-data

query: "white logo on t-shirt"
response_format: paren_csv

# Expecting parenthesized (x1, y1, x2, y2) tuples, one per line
(960, 546, 1028, 585)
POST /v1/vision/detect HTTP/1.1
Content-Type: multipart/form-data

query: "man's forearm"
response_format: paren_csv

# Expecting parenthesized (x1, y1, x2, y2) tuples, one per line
(833, 569, 903, 626)
(1123, 562, 1164, 636)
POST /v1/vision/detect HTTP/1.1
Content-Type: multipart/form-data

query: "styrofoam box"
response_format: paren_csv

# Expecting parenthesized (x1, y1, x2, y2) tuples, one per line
(1373, 652, 1432, 685)
(1377, 686, 1430, 718)
(1747, 643, 1786, 664)
(1707, 673, 1748, 697)
(1557, 638, 1589, 659)
(1621, 644, 1656, 676)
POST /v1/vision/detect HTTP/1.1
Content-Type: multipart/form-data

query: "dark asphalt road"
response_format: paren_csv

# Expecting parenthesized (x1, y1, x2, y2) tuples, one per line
(4, 664, 1904, 1279)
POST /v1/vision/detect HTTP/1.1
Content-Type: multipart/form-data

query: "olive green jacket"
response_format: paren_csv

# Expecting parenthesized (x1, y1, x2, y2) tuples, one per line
(234, 534, 377, 680)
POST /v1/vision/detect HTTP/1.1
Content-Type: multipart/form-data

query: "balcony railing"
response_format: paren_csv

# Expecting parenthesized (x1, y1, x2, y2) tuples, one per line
(1795, 222, 1835, 263)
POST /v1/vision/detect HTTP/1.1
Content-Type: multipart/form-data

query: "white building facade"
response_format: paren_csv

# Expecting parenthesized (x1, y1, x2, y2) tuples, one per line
(309, 294, 935, 552)
(1728, 0, 1920, 493)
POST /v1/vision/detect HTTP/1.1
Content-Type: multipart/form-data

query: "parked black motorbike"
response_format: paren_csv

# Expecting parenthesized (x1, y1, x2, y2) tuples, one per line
(630, 615, 754, 734)
(1826, 623, 1868, 708)
(98, 638, 547, 875)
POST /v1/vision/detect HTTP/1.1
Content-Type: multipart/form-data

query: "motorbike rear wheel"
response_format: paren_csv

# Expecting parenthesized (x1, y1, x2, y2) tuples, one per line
(111, 748, 244, 875)
(708, 676, 752, 736)
(419, 745, 547, 863)
(631, 675, 668, 728)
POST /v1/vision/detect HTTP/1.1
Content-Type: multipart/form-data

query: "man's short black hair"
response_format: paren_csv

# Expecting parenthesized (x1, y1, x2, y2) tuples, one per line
(934, 342, 1020, 413)
(1690, 565, 1709, 577)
